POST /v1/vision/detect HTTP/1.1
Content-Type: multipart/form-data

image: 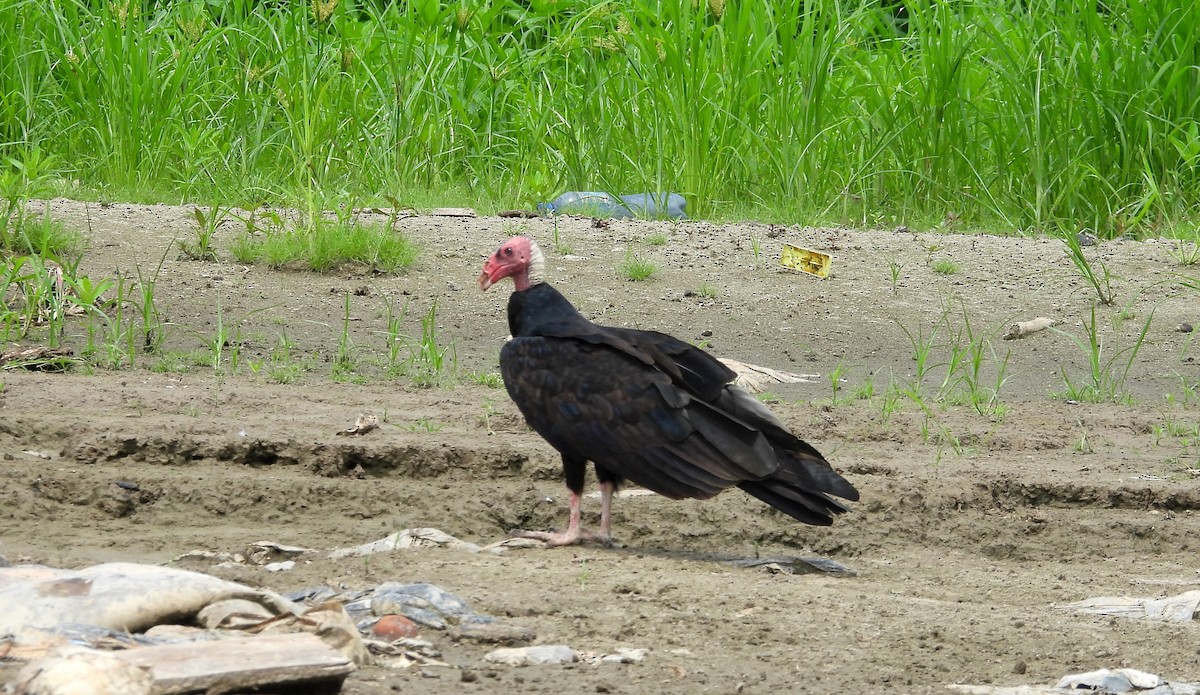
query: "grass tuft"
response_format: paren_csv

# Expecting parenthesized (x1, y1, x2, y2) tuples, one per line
(931, 259, 959, 275)
(617, 249, 658, 281)
(233, 206, 419, 273)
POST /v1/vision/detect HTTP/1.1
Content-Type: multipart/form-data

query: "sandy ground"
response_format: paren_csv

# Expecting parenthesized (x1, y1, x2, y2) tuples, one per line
(2, 200, 1199, 693)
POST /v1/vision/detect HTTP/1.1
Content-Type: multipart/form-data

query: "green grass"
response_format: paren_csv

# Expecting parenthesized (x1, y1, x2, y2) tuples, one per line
(6, 1, 1200, 236)
(1063, 230, 1115, 305)
(888, 259, 903, 294)
(408, 300, 456, 387)
(1169, 232, 1200, 266)
(232, 208, 420, 273)
(617, 249, 658, 281)
(888, 300, 1012, 418)
(931, 259, 959, 275)
(1052, 303, 1154, 403)
(467, 370, 504, 388)
(550, 218, 573, 256)
(178, 205, 228, 262)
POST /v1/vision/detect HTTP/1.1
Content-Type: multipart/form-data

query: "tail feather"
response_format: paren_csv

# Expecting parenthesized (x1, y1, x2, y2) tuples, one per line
(770, 449, 861, 502)
(736, 441, 859, 524)
(737, 479, 848, 525)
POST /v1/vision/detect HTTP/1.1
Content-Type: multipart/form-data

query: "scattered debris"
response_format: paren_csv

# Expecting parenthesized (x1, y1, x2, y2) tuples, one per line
(247, 540, 314, 565)
(484, 645, 578, 667)
(537, 192, 687, 220)
(1063, 590, 1200, 621)
(355, 206, 416, 220)
(947, 684, 1058, 694)
(448, 621, 535, 645)
(246, 600, 368, 664)
(0, 562, 366, 667)
(0, 346, 76, 371)
(371, 615, 419, 641)
(176, 529, 517, 572)
(336, 413, 379, 436)
(948, 667, 1200, 694)
(727, 556, 855, 577)
(14, 634, 354, 695)
(780, 243, 832, 278)
(477, 537, 548, 553)
(0, 563, 294, 639)
(328, 528, 489, 558)
(1055, 668, 1174, 691)
(13, 645, 155, 695)
(170, 548, 245, 568)
(717, 358, 819, 393)
(370, 582, 484, 630)
(589, 647, 648, 665)
(198, 598, 275, 629)
(430, 207, 477, 217)
(171, 541, 313, 571)
(497, 210, 538, 219)
(1002, 317, 1061, 340)
(364, 636, 447, 670)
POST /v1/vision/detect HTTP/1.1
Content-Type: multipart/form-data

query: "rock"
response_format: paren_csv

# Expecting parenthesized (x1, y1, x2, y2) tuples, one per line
(371, 615, 419, 641)
(484, 645, 578, 667)
(264, 561, 295, 572)
(1177, 323, 1194, 333)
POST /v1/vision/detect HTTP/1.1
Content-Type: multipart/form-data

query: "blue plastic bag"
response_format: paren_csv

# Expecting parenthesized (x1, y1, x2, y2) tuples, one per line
(537, 192, 687, 219)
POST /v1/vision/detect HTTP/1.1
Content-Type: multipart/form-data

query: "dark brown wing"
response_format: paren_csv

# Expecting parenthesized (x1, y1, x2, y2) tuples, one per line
(499, 332, 858, 524)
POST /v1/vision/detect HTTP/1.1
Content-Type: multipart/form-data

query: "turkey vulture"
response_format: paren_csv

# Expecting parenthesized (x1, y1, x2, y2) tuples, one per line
(478, 236, 858, 546)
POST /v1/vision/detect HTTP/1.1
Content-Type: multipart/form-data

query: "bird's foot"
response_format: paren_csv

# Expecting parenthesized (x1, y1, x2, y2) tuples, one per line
(512, 527, 613, 548)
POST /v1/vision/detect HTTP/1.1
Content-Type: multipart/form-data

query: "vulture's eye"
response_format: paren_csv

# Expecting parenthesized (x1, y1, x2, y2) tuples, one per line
(504, 247, 513, 257)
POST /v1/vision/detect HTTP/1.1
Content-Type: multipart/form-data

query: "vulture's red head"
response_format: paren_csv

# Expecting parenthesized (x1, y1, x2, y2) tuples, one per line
(478, 236, 544, 292)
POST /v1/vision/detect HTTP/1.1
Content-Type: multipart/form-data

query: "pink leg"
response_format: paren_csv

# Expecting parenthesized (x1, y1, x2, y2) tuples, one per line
(598, 480, 615, 541)
(516, 490, 612, 547)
